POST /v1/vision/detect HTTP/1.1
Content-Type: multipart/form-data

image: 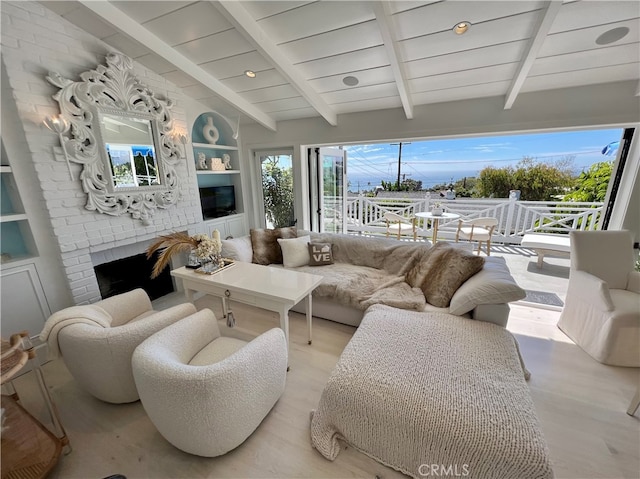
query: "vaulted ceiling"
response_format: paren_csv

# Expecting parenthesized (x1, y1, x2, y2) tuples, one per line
(43, 1, 640, 131)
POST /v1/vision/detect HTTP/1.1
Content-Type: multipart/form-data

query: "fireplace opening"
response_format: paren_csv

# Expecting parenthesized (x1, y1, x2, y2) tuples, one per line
(94, 251, 174, 300)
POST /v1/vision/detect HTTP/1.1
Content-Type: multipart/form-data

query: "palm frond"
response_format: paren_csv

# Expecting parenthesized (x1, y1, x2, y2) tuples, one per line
(147, 232, 199, 278)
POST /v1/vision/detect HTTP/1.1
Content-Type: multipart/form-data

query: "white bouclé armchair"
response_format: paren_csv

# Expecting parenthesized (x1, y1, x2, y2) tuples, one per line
(557, 230, 640, 367)
(40, 288, 197, 404)
(132, 308, 288, 457)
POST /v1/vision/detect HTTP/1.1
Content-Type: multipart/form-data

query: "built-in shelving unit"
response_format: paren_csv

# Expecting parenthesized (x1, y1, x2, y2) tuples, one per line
(1, 143, 38, 265)
(191, 112, 246, 238)
(196, 170, 241, 175)
(192, 142, 237, 151)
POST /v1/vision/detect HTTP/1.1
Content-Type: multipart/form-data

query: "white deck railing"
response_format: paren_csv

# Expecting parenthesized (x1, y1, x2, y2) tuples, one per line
(330, 196, 604, 244)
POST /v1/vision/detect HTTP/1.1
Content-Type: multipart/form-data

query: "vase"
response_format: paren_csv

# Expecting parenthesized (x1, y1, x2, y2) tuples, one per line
(202, 116, 219, 144)
(431, 207, 443, 216)
(198, 253, 223, 273)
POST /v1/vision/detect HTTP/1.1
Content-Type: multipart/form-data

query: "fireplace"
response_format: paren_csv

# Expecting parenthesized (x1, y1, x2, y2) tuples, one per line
(94, 251, 174, 300)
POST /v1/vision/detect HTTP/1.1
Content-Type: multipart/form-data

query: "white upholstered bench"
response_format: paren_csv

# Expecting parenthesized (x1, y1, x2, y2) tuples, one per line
(521, 233, 571, 268)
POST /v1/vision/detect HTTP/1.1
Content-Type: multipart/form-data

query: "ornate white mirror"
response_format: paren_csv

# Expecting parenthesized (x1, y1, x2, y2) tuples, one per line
(46, 53, 180, 224)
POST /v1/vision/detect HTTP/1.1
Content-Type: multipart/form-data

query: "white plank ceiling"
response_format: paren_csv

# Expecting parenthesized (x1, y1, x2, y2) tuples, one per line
(42, 0, 640, 131)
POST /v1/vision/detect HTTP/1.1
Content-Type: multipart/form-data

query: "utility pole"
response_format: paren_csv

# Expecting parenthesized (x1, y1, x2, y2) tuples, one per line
(391, 142, 410, 190)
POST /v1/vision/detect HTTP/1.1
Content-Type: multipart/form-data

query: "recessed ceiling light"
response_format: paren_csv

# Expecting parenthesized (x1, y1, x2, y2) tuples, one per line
(595, 27, 630, 45)
(244, 70, 256, 78)
(343, 76, 359, 86)
(453, 21, 471, 35)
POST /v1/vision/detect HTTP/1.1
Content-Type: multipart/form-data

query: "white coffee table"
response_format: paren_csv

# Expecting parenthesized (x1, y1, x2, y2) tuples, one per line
(171, 263, 323, 349)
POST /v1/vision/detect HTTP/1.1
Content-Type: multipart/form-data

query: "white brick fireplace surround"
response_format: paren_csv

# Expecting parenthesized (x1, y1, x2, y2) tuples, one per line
(1, 1, 203, 305)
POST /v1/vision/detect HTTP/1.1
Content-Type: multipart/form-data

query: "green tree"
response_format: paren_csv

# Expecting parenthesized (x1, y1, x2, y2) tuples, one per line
(380, 178, 423, 192)
(476, 166, 514, 198)
(476, 157, 574, 200)
(562, 161, 612, 202)
(262, 157, 294, 227)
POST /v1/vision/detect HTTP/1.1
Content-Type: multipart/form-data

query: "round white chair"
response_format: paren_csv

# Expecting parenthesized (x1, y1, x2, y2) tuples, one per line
(132, 309, 288, 457)
(41, 288, 197, 404)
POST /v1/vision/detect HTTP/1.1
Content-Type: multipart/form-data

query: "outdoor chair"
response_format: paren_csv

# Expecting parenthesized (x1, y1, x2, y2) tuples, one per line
(557, 230, 639, 367)
(384, 212, 417, 241)
(455, 217, 498, 255)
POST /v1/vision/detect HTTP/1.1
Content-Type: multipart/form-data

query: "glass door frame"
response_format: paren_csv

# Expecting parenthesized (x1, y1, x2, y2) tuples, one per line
(253, 148, 296, 229)
(308, 147, 347, 234)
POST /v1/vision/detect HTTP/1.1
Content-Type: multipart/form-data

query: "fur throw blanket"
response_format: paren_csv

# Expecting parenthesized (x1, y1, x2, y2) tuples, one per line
(294, 263, 426, 311)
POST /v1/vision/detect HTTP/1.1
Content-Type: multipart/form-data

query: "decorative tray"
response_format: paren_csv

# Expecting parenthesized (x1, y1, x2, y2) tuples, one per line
(194, 259, 235, 275)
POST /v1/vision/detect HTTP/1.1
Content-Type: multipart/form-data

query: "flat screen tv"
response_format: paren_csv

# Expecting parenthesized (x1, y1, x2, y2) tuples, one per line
(199, 185, 236, 219)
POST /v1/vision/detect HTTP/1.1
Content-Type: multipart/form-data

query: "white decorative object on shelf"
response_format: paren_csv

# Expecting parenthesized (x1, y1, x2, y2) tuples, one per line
(197, 152, 207, 170)
(202, 116, 219, 145)
(222, 153, 232, 169)
(209, 157, 225, 171)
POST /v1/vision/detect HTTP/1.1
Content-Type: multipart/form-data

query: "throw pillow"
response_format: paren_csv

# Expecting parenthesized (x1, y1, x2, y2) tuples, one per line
(308, 242, 334, 266)
(221, 236, 253, 263)
(278, 235, 311, 268)
(250, 227, 297, 265)
(406, 242, 485, 308)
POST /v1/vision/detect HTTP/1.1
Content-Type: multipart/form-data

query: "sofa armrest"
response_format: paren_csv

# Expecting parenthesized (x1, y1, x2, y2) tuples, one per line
(449, 257, 526, 316)
(627, 270, 640, 294)
(471, 303, 510, 327)
(569, 270, 614, 312)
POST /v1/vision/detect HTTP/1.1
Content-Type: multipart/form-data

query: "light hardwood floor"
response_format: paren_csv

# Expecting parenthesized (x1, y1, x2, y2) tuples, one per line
(11, 294, 639, 479)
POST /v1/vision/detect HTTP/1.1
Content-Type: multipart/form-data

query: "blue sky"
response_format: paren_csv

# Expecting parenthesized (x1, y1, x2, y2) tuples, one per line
(344, 128, 623, 188)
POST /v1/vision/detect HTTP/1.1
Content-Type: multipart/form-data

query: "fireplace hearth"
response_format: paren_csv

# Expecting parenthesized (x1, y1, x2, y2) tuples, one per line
(94, 251, 173, 300)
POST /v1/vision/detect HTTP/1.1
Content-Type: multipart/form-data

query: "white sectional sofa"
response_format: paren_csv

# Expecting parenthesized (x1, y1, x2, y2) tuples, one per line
(222, 231, 526, 327)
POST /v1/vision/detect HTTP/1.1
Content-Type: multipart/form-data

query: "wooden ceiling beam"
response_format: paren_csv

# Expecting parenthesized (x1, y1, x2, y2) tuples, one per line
(78, 0, 277, 131)
(504, 1, 562, 110)
(215, 1, 338, 126)
(372, 1, 414, 119)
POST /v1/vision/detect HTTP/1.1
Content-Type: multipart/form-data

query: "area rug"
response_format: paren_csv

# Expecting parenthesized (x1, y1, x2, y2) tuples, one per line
(523, 289, 564, 307)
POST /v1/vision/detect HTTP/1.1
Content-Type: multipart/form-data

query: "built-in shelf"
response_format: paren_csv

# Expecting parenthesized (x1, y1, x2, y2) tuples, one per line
(196, 170, 241, 175)
(0, 166, 12, 173)
(193, 142, 237, 151)
(0, 213, 28, 223)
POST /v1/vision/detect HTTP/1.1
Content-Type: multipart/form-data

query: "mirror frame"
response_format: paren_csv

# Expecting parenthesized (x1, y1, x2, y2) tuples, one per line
(46, 53, 180, 224)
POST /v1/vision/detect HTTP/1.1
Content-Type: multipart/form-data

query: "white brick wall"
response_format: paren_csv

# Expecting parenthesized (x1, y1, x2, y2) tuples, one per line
(1, 1, 202, 304)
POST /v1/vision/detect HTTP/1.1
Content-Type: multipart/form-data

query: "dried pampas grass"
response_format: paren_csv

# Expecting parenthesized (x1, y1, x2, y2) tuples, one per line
(146, 232, 199, 278)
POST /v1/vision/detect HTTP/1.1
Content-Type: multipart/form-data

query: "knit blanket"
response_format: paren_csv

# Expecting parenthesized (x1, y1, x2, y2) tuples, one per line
(310, 305, 553, 479)
(39, 306, 110, 359)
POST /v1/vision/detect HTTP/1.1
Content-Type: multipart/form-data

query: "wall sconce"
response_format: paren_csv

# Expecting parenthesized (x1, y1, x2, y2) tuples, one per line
(170, 130, 190, 159)
(43, 115, 74, 180)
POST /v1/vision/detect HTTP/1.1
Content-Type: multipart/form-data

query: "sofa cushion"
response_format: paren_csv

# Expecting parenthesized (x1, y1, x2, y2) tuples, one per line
(449, 256, 526, 316)
(221, 235, 253, 263)
(250, 227, 297, 265)
(278, 235, 311, 268)
(308, 242, 334, 266)
(406, 242, 484, 308)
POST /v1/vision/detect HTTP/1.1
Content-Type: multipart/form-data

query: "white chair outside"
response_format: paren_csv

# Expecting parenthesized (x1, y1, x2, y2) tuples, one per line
(384, 212, 417, 241)
(557, 230, 640, 367)
(455, 217, 498, 255)
(132, 309, 288, 457)
(40, 288, 196, 404)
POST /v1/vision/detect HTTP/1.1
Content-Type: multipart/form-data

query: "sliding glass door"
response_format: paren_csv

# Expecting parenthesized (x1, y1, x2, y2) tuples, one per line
(309, 147, 347, 233)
